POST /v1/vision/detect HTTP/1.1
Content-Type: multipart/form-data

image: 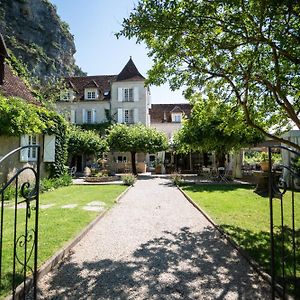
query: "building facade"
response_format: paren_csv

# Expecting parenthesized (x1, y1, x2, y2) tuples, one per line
(56, 58, 151, 173)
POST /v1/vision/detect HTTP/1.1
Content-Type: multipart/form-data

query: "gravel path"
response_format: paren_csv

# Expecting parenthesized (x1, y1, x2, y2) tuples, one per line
(37, 177, 271, 299)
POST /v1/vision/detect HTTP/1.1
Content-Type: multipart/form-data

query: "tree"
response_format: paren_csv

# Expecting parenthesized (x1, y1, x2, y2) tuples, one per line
(106, 124, 168, 175)
(174, 93, 263, 167)
(118, 0, 300, 150)
(68, 126, 108, 156)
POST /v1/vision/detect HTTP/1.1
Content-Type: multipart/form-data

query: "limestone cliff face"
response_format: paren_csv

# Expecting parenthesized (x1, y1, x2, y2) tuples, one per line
(0, 0, 84, 79)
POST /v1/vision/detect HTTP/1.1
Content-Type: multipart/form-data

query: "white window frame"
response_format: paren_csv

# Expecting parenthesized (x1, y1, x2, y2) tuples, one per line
(84, 88, 98, 100)
(60, 90, 74, 101)
(83, 109, 96, 124)
(172, 113, 182, 123)
(20, 135, 39, 162)
(124, 109, 134, 124)
(123, 88, 134, 102)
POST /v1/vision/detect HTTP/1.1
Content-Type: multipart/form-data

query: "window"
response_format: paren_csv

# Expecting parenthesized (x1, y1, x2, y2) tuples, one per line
(84, 88, 98, 100)
(20, 135, 39, 162)
(117, 156, 127, 163)
(123, 88, 133, 102)
(172, 113, 182, 123)
(60, 90, 73, 101)
(118, 87, 138, 102)
(28, 135, 38, 160)
(117, 108, 138, 124)
(87, 91, 96, 99)
(86, 110, 93, 124)
(124, 109, 134, 124)
(83, 109, 96, 124)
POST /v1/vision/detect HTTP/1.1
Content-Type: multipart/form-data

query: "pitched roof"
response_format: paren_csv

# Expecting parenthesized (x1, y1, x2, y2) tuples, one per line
(116, 57, 145, 81)
(0, 64, 37, 104)
(149, 104, 192, 123)
(65, 75, 117, 100)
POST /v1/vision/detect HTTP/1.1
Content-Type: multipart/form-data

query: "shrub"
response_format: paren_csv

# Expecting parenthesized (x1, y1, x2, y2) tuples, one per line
(170, 173, 183, 186)
(40, 173, 72, 192)
(121, 174, 136, 186)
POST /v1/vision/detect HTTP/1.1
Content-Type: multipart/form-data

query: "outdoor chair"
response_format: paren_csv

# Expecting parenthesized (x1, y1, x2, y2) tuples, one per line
(217, 167, 229, 183)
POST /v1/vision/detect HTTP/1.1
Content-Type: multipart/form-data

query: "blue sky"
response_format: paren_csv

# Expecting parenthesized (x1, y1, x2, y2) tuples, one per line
(50, 0, 187, 104)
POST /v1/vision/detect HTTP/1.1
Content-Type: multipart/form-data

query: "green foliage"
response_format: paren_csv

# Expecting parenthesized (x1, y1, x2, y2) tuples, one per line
(40, 173, 72, 192)
(121, 173, 136, 186)
(119, 0, 300, 150)
(107, 124, 169, 154)
(0, 95, 69, 178)
(68, 126, 108, 156)
(174, 94, 263, 154)
(5, 49, 37, 93)
(79, 122, 111, 136)
(244, 151, 282, 165)
(0, 96, 45, 135)
(107, 124, 169, 174)
(34, 77, 68, 107)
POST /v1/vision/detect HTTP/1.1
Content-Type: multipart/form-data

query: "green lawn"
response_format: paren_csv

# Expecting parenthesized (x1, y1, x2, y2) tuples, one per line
(0, 184, 127, 298)
(182, 184, 300, 294)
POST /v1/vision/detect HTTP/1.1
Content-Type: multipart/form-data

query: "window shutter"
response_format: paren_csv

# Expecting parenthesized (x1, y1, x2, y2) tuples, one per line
(133, 108, 139, 124)
(118, 88, 123, 102)
(70, 110, 76, 124)
(82, 109, 86, 123)
(92, 109, 96, 123)
(20, 135, 29, 162)
(117, 108, 123, 123)
(43, 135, 56, 162)
(134, 87, 139, 102)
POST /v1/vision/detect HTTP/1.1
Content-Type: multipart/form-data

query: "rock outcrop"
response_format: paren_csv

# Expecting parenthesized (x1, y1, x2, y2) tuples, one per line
(0, 0, 84, 79)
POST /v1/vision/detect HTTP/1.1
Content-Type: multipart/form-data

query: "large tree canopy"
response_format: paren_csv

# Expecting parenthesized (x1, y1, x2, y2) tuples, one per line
(107, 124, 168, 175)
(174, 94, 264, 166)
(119, 0, 300, 150)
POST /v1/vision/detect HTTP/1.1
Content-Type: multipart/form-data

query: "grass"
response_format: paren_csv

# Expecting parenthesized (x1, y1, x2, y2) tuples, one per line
(182, 184, 300, 296)
(0, 184, 127, 298)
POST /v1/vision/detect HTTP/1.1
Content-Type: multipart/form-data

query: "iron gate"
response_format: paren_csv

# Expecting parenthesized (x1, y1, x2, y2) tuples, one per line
(268, 146, 299, 299)
(0, 145, 40, 299)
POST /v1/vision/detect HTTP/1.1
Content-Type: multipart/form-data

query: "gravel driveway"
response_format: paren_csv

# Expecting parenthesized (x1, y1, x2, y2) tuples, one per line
(36, 177, 272, 299)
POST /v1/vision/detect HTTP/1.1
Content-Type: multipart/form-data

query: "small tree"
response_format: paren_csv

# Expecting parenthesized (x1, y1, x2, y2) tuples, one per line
(68, 126, 108, 157)
(106, 124, 169, 175)
(174, 94, 263, 166)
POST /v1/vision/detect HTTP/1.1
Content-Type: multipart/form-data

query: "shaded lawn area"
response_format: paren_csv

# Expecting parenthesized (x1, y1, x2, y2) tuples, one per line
(182, 184, 300, 292)
(1, 184, 127, 298)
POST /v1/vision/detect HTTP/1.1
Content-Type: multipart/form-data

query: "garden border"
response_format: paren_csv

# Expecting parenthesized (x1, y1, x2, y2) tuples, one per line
(5, 185, 132, 300)
(177, 184, 284, 298)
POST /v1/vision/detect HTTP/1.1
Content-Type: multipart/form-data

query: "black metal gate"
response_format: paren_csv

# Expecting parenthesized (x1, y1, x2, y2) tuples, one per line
(0, 145, 40, 299)
(268, 146, 299, 299)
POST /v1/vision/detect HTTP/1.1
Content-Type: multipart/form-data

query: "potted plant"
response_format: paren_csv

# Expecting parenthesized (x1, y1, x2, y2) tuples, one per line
(260, 152, 270, 172)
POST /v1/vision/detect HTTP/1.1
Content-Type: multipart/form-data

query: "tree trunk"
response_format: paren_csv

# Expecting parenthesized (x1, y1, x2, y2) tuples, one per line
(131, 151, 137, 175)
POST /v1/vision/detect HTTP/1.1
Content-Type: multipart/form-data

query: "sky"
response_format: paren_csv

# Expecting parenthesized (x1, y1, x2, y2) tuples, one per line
(50, 0, 187, 104)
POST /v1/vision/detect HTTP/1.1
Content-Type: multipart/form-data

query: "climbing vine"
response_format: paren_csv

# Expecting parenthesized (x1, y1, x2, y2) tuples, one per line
(0, 95, 69, 178)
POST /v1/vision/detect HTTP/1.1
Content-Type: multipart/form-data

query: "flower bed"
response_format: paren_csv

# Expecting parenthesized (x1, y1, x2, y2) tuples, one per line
(84, 176, 120, 183)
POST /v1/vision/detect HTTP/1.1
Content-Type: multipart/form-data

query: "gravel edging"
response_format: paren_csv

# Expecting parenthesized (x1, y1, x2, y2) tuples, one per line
(5, 185, 132, 300)
(177, 185, 284, 298)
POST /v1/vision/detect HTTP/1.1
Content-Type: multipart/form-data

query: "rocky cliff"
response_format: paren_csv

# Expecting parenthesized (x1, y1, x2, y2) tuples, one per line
(0, 0, 84, 80)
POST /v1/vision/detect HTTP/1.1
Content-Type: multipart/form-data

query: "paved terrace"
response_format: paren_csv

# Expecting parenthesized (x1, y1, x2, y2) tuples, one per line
(36, 177, 271, 299)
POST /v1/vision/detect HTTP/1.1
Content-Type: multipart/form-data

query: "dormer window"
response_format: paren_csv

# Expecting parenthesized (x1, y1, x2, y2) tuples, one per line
(172, 113, 182, 123)
(85, 88, 98, 100)
(60, 90, 74, 101)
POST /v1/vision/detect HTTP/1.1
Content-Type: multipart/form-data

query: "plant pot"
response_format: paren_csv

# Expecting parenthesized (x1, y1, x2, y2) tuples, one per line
(155, 165, 162, 174)
(260, 162, 269, 172)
